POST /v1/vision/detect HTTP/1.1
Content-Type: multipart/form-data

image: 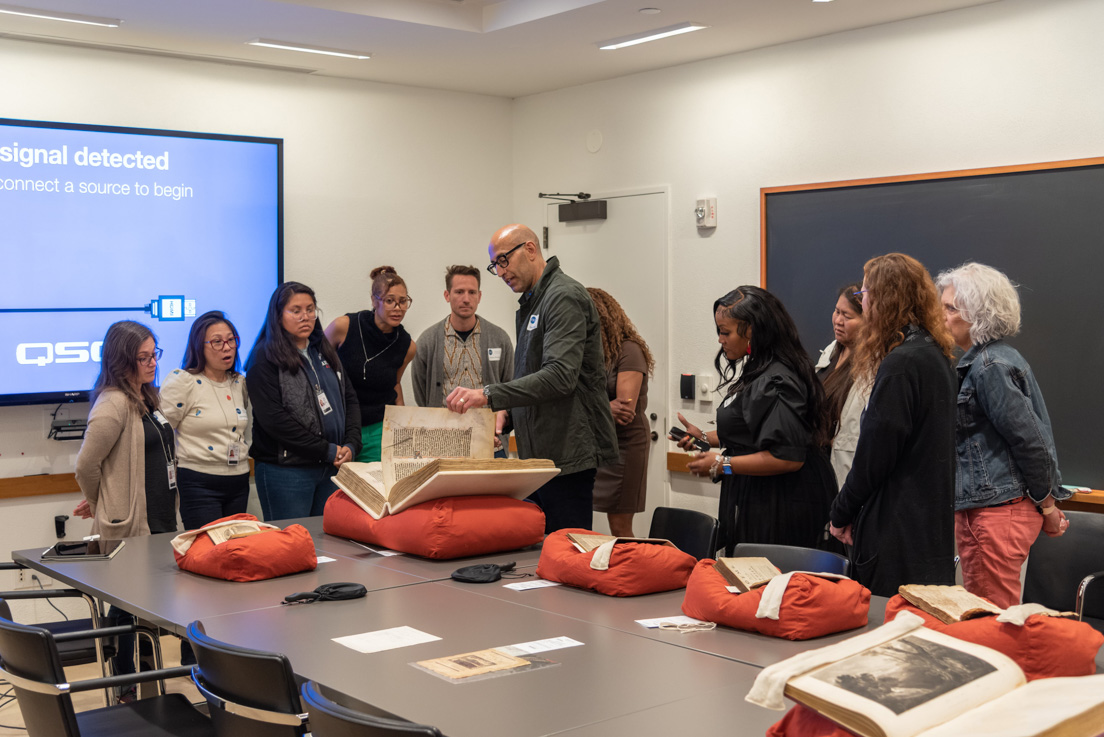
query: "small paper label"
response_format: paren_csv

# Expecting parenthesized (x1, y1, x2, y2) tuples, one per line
(333, 626, 440, 654)
(503, 579, 562, 591)
(635, 615, 708, 629)
(498, 636, 583, 656)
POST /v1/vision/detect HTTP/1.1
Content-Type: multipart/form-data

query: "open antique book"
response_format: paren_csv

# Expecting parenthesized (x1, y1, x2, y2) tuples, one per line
(714, 556, 782, 592)
(897, 584, 1003, 624)
(334, 406, 559, 519)
(756, 616, 1104, 737)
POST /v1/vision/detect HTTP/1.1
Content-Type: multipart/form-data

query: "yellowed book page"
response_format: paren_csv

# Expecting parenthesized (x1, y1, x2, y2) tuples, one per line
(333, 462, 388, 519)
(898, 584, 1002, 624)
(416, 648, 529, 680)
(206, 522, 268, 545)
(715, 557, 781, 592)
(916, 674, 1104, 737)
(788, 627, 1025, 737)
(381, 406, 495, 488)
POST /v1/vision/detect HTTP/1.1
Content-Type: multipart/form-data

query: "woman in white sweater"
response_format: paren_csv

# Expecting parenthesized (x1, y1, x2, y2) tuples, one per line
(160, 310, 252, 530)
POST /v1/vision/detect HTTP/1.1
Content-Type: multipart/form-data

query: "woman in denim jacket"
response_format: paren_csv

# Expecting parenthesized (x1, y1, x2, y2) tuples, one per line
(936, 263, 1070, 607)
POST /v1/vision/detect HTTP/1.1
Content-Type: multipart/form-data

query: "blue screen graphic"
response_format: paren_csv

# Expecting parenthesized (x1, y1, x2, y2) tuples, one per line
(0, 119, 281, 405)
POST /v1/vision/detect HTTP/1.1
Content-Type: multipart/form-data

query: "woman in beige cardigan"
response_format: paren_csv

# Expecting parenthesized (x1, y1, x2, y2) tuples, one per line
(74, 319, 177, 697)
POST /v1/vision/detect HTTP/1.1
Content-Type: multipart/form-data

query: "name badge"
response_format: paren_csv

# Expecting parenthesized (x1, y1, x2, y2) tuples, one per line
(228, 442, 242, 466)
(167, 463, 178, 490)
(317, 390, 334, 415)
(527, 314, 539, 331)
(152, 410, 171, 427)
(488, 347, 502, 361)
(235, 408, 248, 423)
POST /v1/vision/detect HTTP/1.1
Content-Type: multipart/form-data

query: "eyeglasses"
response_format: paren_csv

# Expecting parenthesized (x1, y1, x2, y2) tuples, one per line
(380, 296, 413, 310)
(205, 336, 239, 351)
(486, 242, 528, 275)
(852, 289, 869, 297)
(136, 348, 163, 366)
(284, 306, 317, 322)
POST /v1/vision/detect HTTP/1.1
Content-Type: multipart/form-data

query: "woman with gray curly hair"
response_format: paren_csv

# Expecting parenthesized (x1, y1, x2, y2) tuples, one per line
(935, 262, 1070, 607)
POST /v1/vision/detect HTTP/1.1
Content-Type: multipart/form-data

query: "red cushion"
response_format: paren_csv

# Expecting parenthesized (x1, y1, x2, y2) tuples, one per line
(535, 529, 696, 596)
(322, 491, 545, 559)
(173, 513, 317, 582)
(885, 595, 1104, 680)
(680, 559, 870, 640)
(767, 705, 856, 737)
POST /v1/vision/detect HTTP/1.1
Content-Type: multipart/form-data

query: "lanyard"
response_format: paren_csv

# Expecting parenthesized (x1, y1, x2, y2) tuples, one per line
(206, 375, 243, 444)
(357, 312, 397, 380)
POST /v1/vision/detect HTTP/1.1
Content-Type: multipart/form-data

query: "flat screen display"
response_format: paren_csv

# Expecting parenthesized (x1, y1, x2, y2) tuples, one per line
(0, 118, 282, 406)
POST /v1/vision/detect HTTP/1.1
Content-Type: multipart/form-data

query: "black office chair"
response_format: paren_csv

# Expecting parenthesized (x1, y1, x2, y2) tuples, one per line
(0, 605, 211, 737)
(731, 543, 850, 577)
(648, 506, 719, 560)
(1022, 509, 1104, 633)
(186, 620, 309, 737)
(300, 681, 442, 737)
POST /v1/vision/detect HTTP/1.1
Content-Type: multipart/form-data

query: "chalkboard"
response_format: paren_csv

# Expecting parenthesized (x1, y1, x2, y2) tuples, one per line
(762, 158, 1104, 489)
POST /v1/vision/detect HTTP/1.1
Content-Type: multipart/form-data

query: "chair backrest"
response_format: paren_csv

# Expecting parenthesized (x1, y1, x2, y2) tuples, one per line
(732, 543, 850, 577)
(301, 681, 442, 737)
(648, 507, 719, 560)
(187, 620, 307, 737)
(1022, 510, 1104, 618)
(0, 604, 81, 737)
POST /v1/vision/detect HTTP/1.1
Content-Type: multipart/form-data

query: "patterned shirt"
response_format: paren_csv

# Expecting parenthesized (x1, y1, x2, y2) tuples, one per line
(442, 318, 483, 398)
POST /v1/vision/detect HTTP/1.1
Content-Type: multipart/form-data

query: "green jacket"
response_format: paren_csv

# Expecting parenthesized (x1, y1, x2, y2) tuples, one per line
(485, 256, 618, 474)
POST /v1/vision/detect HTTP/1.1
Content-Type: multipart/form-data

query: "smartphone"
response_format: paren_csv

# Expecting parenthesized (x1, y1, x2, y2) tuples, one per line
(668, 426, 710, 452)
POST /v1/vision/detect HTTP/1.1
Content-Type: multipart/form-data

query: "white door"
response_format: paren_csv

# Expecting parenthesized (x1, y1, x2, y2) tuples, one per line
(543, 190, 668, 536)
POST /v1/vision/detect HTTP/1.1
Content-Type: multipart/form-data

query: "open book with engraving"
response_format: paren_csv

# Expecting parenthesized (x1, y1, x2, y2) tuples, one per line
(766, 620, 1104, 737)
(334, 406, 559, 519)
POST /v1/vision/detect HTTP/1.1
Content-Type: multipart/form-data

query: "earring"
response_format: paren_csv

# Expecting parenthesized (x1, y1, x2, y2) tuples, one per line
(746, 342, 752, 356)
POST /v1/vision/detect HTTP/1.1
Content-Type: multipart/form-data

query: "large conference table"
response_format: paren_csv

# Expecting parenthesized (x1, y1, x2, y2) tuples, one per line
(13, 519, 888, 737)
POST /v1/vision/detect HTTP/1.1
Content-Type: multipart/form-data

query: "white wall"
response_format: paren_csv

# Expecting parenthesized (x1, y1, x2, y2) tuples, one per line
(510, 0, 1104, 513)
(0, 38, 515, 589)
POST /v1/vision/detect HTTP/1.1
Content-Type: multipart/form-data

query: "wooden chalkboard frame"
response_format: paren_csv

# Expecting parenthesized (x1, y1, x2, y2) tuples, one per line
(760, 156, 1104, 491)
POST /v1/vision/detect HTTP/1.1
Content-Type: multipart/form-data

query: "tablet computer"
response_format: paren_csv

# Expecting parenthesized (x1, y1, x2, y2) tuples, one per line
(41, 539, 126, 561)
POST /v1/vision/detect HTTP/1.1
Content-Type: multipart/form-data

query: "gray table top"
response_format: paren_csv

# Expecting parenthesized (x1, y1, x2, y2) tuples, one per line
(199, 581, 771, 737)
(435, 576, 889, 668)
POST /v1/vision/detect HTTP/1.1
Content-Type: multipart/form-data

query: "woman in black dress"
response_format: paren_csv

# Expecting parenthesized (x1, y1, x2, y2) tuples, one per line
(324, 266, 416, 462)
(674, 286, 836, 555)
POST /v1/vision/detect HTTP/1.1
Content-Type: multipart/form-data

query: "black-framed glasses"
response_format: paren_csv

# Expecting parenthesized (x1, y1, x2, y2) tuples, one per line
(205, 336, 239, 351)
(136, 348, 163, 366)
(380, 296, 413, 310)
(487, 242, 528, 275)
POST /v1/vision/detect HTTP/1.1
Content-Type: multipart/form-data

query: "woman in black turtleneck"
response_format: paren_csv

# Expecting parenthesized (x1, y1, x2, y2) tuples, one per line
(324, 266, 416, 462)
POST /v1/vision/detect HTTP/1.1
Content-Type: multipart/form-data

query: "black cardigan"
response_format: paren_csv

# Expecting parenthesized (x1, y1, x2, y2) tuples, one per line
(830, 326, 957, 596)
(246, 342, 362, 466)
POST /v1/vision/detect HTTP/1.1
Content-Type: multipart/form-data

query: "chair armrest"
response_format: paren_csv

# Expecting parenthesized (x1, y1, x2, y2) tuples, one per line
(65, 665, 194, 694)
(0, 588, 88, 601)
(0, 561, 27, 571)
(1075, 570, 1104, 621)
(52, 624, 138, 642)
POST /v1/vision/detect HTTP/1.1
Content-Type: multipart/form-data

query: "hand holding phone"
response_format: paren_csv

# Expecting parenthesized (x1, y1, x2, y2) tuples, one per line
(669, 426, 710, 452)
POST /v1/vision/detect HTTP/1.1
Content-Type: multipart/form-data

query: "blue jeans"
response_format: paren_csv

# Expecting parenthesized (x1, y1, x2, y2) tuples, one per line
(254, 462, 338, 521)
(526, 468, 596, 534)
(177, 467, 250, 530)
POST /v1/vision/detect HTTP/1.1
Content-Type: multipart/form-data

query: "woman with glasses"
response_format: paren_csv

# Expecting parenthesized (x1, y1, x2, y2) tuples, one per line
(935, 263, 1070, 607)
(672, 286, 837, 555)
(74, 320, 174, 695)
(160, 310, 252, 530)
(246, 282, 361, 520)
(814, 283, 869, 487)
(325, 265, 416, 462)
(828, 254, 958, 596)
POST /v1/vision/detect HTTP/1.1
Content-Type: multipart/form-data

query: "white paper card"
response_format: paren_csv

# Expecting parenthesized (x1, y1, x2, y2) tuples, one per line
(332, 626, 440, 654)
(636, 615, 708, 629)
(498, 636, 583, 656)
(315, 555, 337, 563)
(503, 579, 562, 591)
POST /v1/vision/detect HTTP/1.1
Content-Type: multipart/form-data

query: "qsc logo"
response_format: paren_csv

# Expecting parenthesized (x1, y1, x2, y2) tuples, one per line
(16, 341, 104, 367)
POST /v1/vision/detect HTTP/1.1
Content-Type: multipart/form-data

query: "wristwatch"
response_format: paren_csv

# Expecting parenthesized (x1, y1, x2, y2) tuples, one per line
(483, 385, 493, 410)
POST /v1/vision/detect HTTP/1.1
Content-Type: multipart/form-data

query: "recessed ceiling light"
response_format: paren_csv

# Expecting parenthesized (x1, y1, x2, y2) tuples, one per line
(638, 7, 661, 14)
(812, 0, 835, 3)
(247, 39, 371, 60)
(0, 3, 121, 27)
(598, 22, 707, 50)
